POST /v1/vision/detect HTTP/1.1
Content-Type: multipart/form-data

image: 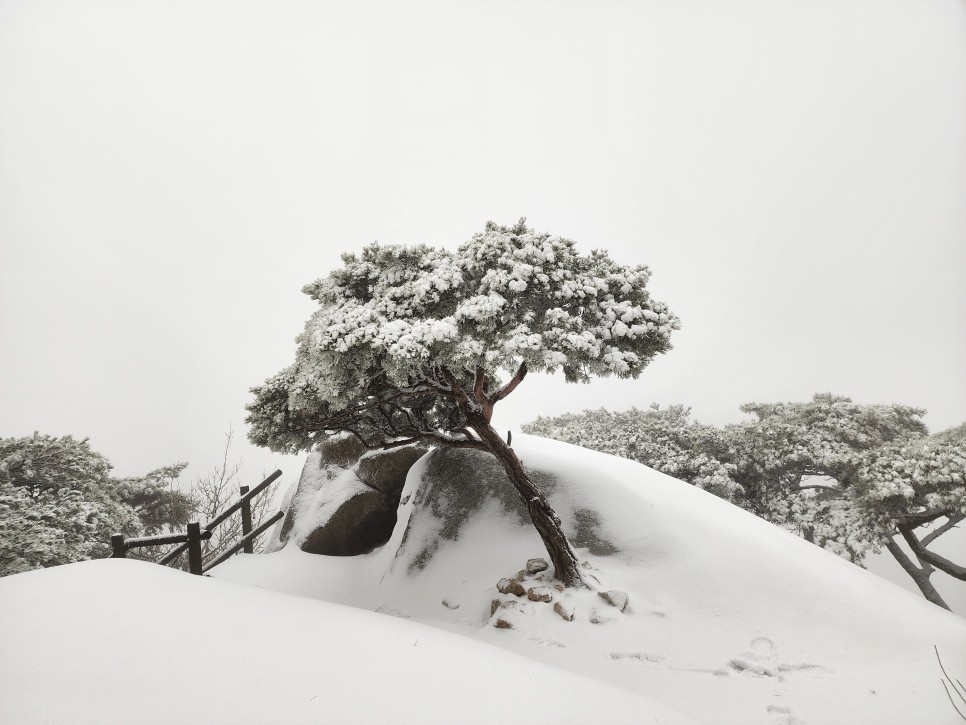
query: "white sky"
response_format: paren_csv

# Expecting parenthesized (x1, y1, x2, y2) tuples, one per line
(1, 0, 964, 499)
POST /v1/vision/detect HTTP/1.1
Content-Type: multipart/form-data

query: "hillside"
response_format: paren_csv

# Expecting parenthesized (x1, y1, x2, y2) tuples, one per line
(2, 434, 964, 724)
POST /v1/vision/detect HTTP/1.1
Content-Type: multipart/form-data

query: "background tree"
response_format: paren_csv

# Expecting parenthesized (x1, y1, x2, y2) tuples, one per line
(525, 395, 965, 608)
(524, 405, 740, 501)
(0, 433, 193, 576)
(247, 219, 679, 587)
(160, 429, 281, 566)
(852, 423, 966, 608)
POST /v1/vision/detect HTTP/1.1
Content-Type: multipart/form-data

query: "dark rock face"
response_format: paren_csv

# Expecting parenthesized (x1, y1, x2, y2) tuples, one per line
(409, 448, 531, 535)
(356, 447, 428, 497)
(393, 447, 620, 574)
(274, 438, 368, 550)
(318, 435, 368, 468)
(396, 447, 534, 572)
(300, 490, 400, 556)
(285, 443, 622, 564)
(301, 438, 428, 556)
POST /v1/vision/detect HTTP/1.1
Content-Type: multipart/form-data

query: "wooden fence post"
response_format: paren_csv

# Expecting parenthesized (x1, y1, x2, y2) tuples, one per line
(110, 534, 127, 559)
(240, 485, 253, 554)
(186, 522, 203, 575)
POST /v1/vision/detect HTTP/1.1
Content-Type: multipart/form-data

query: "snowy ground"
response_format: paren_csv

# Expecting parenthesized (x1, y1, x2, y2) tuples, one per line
(2, 435, 964, 724)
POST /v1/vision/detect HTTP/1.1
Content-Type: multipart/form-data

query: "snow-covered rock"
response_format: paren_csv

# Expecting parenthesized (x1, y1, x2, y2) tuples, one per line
(279, 443, 428, 556)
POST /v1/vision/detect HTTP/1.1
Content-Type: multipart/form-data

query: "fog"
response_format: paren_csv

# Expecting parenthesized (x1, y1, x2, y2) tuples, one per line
(1, 0, 963, 607)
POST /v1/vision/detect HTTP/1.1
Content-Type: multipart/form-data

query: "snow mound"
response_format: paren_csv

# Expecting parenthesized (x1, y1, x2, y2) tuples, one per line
(0, 558, 690, 724)
(214, 434, 966, 725)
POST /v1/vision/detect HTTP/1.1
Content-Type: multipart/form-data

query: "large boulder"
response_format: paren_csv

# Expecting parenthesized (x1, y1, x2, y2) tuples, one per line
(275, 452, 331, 548)
(277, 442, 617, 562)
(356, 446, 428, 497)
(283, 443, 429, 556)
(392, 447, 619, 574)
(299, 489, 400, 556)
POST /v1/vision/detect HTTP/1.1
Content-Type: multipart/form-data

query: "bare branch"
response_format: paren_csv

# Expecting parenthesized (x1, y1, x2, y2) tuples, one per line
(898, 524, 966, 582)
(884, 539, 950, 609)
(921, 515, 963, 548)
(894, 510, 949, 527)
(489, 362, 528, 405)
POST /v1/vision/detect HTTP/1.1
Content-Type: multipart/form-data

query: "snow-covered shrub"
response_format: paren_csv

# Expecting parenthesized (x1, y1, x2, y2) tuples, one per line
(524, 405, 741, 501)
(525, 395, 966, 608)
(0, 433, 193, 576)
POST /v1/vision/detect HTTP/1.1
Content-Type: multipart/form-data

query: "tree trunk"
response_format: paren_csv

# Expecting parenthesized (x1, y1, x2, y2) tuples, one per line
(468, 416, 584, 588)
(884, 538, 950, 610)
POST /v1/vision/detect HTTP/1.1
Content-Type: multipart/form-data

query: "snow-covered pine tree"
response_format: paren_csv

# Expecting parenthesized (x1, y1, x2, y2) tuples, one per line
(524, 405, 740, 501)
(246, 219, 679, 587)
(854, 422, 966, 609)
(525, 394, 966, 608)
(0, 433, 193, 575)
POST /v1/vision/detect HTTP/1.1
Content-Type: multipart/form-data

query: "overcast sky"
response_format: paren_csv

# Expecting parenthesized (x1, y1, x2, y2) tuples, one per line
(1, 1, 964, 601)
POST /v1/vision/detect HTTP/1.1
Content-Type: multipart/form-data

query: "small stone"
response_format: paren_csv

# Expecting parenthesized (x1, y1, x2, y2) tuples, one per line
(580, 560, 593, 569)
(598, 589, 629, 612)
(497, 578, 526, 596)
(525, 557, 549, 575)
(491, 599, 517, 616)
(527, 586, 553, 603)
(553, 583, 565, 593)
(512, 569, 527, 581)
(494, 617, 515, 629)
(442, 598, 460, 610)
(553, 601, 575, 622)
(590, 608, 616, 624)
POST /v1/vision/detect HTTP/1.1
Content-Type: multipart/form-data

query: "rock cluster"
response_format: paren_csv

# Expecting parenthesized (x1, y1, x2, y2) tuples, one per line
(489, 558, 631, 628)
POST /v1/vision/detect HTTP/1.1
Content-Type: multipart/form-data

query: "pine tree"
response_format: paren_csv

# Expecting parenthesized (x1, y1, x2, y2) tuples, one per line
(0, 433, 192, 576)
(247, 219, 678, 586)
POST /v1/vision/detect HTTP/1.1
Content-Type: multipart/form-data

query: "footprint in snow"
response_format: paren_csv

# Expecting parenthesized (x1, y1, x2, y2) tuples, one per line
(527, 635, 566, 648)
(725, 637, 828, 681)
(767, 704, 805, 725)
(609, 651, 665, 665)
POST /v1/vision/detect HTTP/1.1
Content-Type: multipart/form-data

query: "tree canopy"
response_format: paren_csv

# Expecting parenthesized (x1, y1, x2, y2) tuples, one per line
(525, 395, 966, 608)
(248, 219, 679, 586)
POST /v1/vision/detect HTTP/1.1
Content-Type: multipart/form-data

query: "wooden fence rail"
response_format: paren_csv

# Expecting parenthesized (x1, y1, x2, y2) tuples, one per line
(110, 469, 283, 575)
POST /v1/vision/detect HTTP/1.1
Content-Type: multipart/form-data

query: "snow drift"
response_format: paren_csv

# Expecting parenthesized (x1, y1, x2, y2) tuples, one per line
(2, 434, 964, 724)
(217, 434, 966, 724)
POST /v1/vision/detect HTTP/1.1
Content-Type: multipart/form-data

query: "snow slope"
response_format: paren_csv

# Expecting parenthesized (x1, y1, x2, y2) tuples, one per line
(2, 434, 964, 724)
(214, 435, 966, 725)
(0, 558, 689, 724)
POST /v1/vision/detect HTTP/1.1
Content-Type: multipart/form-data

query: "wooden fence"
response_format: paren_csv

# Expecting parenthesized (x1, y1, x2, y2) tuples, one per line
(110, 470, 284, 575)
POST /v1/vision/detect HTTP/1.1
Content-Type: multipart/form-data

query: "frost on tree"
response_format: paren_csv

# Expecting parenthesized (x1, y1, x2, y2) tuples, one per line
(247, 219, 679, 586)
(526, 394, 966, 609)
(0, 433, 193, 576)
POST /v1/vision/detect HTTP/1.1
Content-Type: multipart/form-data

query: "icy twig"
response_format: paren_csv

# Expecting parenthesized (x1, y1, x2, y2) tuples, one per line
(935, 645, 966, 722)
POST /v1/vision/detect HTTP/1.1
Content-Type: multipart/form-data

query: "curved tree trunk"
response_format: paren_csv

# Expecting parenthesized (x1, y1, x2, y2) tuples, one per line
(885, 538, 950, 610)
(468, 415, 584, 588)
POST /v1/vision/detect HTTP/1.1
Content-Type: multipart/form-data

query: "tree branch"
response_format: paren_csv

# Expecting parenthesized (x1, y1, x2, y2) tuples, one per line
(921, 515, 963, 548)
(489, 362, 528, 405)
(894, 510, 949, 527)
(898, 524, 966, 582)
(884, 539, 950, 610)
